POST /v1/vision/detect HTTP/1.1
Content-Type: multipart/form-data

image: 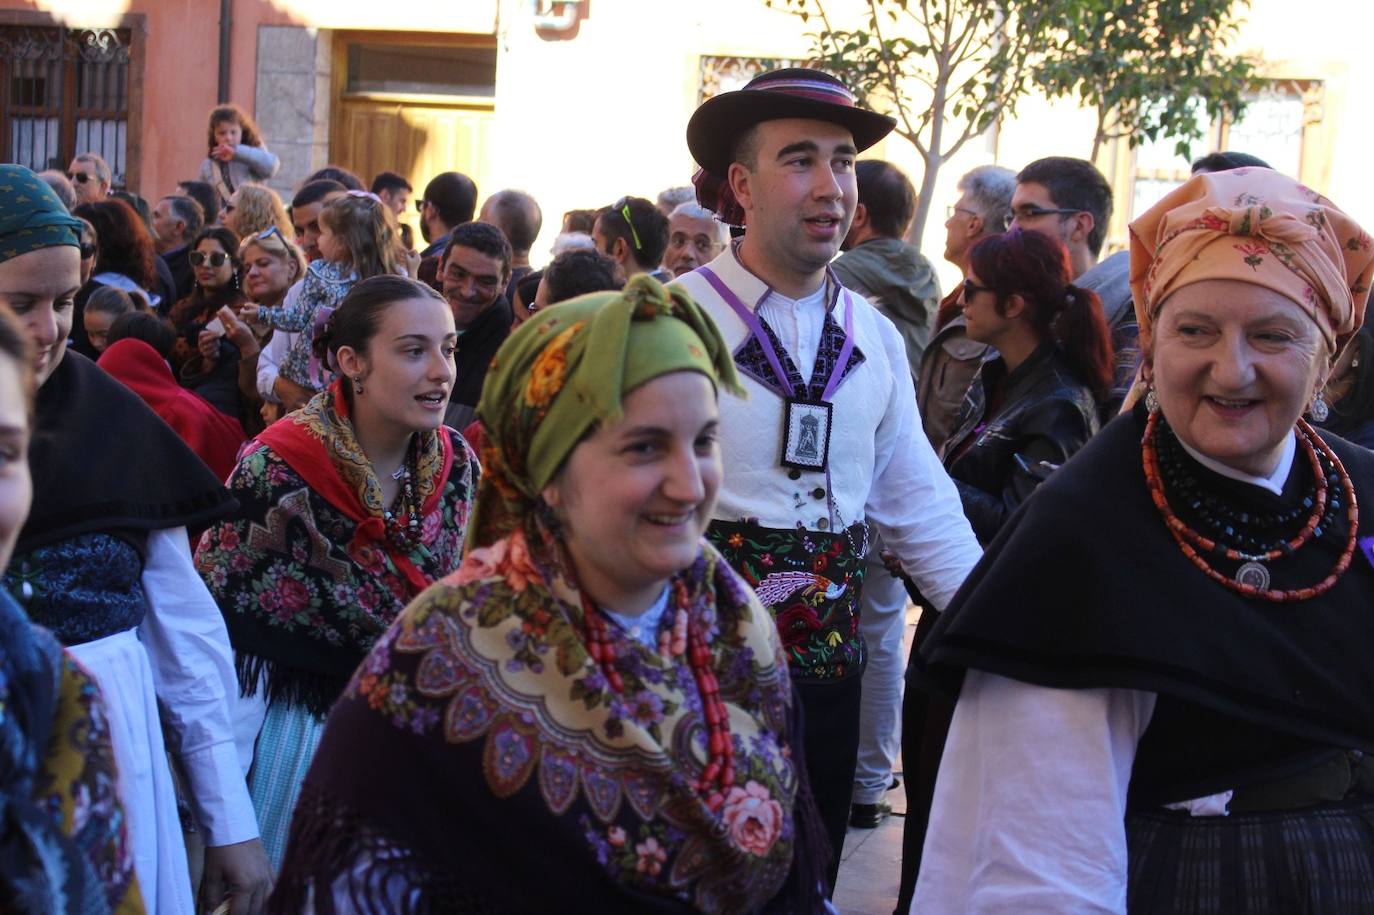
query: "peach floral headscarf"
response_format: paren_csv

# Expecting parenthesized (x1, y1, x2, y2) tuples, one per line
(1129, 168, 1374, 360)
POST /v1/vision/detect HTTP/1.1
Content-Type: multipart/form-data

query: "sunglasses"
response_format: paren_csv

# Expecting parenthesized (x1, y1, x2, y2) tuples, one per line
(189, 250, 230, 267)
(222, 203, 236, 214)
(79, 243, 96, 259)
(613, 197, 643, 251)
(66, 171, 92, 185)
(415, 199, 428, 213)
(962, 278, 995, 300)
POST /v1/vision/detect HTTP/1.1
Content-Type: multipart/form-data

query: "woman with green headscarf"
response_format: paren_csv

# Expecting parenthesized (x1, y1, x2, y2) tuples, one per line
(271, 276, 830, 913)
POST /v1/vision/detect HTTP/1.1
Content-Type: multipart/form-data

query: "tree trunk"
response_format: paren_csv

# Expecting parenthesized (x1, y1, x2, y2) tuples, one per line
(908, 146, 942, 254)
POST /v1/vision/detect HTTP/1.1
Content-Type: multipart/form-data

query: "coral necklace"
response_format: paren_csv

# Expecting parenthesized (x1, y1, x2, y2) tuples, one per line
(581, 578, 737, 807)
(1141, 411, 1359, 602)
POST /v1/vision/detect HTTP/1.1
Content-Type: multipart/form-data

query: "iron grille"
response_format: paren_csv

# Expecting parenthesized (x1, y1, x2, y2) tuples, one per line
(1, 26, 131, 187)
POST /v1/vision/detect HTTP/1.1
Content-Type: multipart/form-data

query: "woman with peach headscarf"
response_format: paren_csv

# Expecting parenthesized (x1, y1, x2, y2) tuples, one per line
(911, 169, 1374, 913)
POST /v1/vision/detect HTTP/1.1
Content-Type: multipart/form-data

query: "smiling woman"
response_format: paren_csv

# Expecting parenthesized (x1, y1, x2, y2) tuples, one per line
(272, 276, 831, 913)
(195, 274, 479, 871)
(914, 168, 1374, 912)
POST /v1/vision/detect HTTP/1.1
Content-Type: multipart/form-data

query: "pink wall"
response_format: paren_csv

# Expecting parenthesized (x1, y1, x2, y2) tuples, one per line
(2, 0, 305, 197)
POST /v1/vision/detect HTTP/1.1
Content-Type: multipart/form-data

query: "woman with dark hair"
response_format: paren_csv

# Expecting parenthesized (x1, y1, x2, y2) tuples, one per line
(195, 274, 479, 870)
(0, 165, 271, 913)
(71, 198, 174, 355)
(941, 227, 1113, 544)
(171, 226, 247, 423)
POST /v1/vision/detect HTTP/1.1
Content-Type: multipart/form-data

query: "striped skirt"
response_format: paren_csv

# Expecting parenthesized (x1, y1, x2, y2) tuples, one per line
(248, 699, 327, 871)
(1128, 800, 1374, 913)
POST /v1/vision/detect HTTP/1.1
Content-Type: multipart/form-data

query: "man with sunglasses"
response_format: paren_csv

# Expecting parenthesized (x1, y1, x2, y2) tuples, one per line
(151, 195, 205, 301)
(1011, 156, 1137, 418)
(67, 153, 112, 205)
(592, 196, 669, 283)
(676, 68, 982, 895)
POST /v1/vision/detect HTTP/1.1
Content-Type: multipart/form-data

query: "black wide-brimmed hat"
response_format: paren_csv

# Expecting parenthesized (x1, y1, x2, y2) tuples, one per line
(686, 68, 896, 177)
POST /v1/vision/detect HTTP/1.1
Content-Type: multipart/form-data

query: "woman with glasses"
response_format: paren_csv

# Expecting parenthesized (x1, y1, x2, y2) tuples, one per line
(170, 226, 249, 428)
(222, 226, 307, 430)
(941, 227, 1113, 544)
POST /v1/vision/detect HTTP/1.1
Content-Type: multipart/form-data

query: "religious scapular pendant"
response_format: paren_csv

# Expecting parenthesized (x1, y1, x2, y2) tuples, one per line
(1235, 560, 1271, 590)
(781, 398, 833, 473)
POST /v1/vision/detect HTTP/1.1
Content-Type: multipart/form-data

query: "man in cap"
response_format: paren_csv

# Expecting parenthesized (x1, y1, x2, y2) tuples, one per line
(675, 68, 981, 890)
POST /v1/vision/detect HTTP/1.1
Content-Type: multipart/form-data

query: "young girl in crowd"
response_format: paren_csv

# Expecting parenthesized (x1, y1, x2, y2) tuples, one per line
(242, 192, 398, 394)
(197, 104, 281, 209)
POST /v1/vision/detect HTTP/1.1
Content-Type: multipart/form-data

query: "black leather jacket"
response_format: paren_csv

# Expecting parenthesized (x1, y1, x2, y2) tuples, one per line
(943, 344, 1099, 544)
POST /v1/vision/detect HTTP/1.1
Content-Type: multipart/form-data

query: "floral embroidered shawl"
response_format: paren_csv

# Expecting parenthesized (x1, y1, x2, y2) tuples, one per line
(196, 381, 480, 717)
(0, 588, 140, 913)
(272, 528, 823, 913)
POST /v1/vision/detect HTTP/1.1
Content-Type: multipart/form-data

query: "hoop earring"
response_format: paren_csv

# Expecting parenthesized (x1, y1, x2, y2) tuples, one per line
(1310, 388, 1330, 423)
(353, 376, 364, 396)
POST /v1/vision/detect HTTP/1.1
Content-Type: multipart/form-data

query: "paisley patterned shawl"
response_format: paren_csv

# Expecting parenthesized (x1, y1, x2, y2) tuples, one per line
(0, 588, 140, 914)
(197, 385, 479, 718)
(273, 530, 820, 914)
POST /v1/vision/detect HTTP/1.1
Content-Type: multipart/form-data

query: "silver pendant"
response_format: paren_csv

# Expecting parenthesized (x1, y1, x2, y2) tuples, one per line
(1235, 561, 1271, 590)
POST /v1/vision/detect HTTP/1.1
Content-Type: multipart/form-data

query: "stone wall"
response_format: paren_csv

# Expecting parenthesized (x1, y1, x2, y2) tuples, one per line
(253, 25, 332, 198)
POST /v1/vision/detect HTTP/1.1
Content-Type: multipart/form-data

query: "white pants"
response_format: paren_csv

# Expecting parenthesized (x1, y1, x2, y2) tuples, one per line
(70, 628, 195, 914)
(852, 538, 908, 805)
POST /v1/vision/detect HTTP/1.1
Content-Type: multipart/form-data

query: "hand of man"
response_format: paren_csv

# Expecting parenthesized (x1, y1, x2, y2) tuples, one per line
(200, 838, 272, 915)
(211, 143, 236, 163)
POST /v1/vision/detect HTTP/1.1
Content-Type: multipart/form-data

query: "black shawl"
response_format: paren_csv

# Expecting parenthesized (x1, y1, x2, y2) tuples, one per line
(18, 351, 235, 553)
(918, 405, 1374, 758)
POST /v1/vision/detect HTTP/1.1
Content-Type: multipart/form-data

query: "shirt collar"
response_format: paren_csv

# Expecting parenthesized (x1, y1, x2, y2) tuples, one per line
(1176, 431, 1296, 496)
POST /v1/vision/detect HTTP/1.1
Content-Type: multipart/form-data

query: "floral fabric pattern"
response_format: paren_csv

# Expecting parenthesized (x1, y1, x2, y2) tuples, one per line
(195, 426, 479, 717)
(337, 533, 799, 913)
(5, 533, 147, 646)
(707, 519, 868, 681)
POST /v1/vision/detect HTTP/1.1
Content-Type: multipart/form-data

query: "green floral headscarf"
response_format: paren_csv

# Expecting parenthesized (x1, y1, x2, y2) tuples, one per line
(0, 165, 82, 263)
(470, 274, 742, 547)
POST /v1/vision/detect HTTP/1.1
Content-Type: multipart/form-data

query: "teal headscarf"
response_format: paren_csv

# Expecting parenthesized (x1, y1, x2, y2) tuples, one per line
(0, 165, 83, 264)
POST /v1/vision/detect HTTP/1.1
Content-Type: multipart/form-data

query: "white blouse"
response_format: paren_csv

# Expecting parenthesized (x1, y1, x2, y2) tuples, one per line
(141, 526, 259, 846)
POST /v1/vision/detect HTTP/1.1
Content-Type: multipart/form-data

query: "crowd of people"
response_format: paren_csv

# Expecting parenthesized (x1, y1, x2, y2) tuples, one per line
(2, 64, 1374, 915)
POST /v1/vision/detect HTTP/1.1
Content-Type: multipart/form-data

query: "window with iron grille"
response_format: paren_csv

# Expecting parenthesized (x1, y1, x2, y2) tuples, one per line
(1, 26, 133, 188)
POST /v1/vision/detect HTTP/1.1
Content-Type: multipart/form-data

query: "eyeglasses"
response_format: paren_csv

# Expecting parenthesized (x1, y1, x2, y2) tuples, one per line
(66, 171, 92, 185)
(189, 250, 230, 267)
(1011, 204, 1083, 222)
(947, 204, 978, 220)
(79, 243, 96, 259)
(614, 197, 643, 251)
(962, 278, 995, 300)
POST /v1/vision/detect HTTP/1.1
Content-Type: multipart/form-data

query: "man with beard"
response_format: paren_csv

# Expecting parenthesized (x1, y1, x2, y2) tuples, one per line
(674, 68, 981, 894)
(440, 221, 512, 430)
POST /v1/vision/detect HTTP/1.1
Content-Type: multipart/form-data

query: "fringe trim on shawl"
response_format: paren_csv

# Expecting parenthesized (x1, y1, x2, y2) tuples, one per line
(268, 782, 500, 915)
(235, 652, 349, 721)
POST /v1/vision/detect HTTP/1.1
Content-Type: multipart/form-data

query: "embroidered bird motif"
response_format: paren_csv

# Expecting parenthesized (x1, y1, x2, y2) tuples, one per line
(753, 570, 847, 607)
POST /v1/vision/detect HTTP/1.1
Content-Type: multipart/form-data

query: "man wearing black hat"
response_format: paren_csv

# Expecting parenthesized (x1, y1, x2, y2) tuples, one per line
(675, 68, 982, 892)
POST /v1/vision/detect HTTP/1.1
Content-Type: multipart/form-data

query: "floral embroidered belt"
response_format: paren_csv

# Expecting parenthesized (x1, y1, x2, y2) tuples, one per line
(706, 519, 868, 682)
